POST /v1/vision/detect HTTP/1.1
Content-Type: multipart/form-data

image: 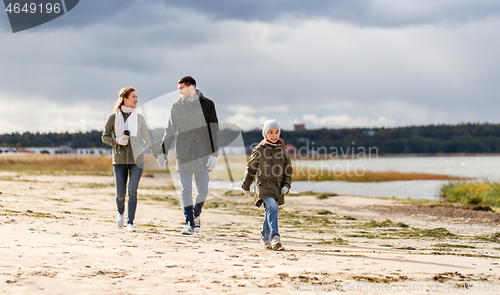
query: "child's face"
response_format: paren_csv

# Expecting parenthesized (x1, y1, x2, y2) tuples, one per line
(266, 128, 280, 143)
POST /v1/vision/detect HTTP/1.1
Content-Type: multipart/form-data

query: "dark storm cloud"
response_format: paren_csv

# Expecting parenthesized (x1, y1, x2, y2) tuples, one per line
(63, 0, 500, 28)
(4, 0, 500, 31)
(167, 0, 500, 26)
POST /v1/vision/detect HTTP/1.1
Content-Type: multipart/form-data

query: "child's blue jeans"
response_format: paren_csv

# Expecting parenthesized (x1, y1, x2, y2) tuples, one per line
(261, 197, 280, 240)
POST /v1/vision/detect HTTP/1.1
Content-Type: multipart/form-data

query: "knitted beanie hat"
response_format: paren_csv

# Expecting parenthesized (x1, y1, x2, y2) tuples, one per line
(261, 119, 280, 138)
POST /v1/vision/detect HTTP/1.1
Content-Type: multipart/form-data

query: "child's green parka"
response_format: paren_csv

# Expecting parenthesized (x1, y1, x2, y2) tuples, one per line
(242, 139, 293, 207)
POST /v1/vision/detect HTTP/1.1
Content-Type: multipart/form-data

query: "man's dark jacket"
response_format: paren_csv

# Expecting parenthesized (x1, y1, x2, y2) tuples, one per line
(160, 91, 219, 171)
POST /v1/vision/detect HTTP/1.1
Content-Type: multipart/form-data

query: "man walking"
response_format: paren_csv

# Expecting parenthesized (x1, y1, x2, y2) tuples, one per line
(157, 76, 219, 235)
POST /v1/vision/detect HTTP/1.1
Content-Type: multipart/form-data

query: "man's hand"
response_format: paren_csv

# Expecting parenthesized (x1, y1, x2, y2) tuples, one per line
(206, 155, 217, 171)
(116, 136, 129, 146)
(281, 186, 289, 194)
(242, 189, 252, 197)
(157, 153, 169, 168)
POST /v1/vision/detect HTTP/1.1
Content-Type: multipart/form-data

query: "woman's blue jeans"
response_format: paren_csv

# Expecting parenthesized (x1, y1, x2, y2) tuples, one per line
(261, 197, 279, 240)
(113, 164, 143, 225)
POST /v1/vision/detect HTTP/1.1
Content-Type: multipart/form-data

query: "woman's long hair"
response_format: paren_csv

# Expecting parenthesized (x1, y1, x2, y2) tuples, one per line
(113, 87, 136, 113)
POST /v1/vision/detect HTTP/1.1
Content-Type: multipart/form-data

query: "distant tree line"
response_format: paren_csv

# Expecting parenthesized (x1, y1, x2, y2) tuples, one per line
(2, 123, 500, 154)
(0, 131, 106, 149)
(242, 123, 500, 154)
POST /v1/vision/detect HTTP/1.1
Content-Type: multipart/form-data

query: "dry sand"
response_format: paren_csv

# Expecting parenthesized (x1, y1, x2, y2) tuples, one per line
(0, 172, 499, 294)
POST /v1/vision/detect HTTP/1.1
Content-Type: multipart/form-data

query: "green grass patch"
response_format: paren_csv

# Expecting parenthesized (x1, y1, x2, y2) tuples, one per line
(401, 227, 455, 239)
(139, 195, 179, 206)
(318, 237, 348, 245)
(204, 200, 254, 209)
(440, 181, 500, 208)
(316, 210, 332, 215)
(346, 226, 456, 240)
(395, 197, 451, 206)
(221, 190, 246, 197)
(280, 210, 336, 228)
(346, 232, 385, 239)
(293, 169, 464, 182)
(315, 193, 338, 199)
(360, 219, 409, 228)
(396, 246, 416, 250)
(235, 208, 261, 215)
(475, 232, 500, 243)
(335, 215, 356, 221)
(2, 209, 62, 219)
(431, 243, 476, 249)
(137, 223, 162, 227)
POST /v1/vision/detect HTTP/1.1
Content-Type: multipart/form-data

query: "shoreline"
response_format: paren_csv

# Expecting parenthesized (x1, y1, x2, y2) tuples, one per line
(292, 152, 500, 160)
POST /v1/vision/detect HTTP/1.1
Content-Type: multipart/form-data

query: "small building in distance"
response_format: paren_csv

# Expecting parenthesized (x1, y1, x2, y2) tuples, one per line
(0, 147, 17, 153)
(18, 146, 74, 154)
(75, 148, 112, 155)
(294, 124, 305, 131)
(10, 146, 111, 155)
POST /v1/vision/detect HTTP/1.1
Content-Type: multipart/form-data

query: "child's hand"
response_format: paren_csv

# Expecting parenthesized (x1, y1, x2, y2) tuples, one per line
(281, 187, 289, 194)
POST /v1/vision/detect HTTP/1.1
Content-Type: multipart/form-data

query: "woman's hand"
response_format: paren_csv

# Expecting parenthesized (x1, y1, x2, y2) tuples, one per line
(157, 153, 169, 168)
(116, 136, 129, 146)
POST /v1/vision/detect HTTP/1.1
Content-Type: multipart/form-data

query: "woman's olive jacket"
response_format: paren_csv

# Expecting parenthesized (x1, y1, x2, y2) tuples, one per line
(102, 112, 160, 165)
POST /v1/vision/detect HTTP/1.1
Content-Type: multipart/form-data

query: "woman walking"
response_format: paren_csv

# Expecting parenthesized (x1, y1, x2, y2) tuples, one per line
(102, 87, 161, 232)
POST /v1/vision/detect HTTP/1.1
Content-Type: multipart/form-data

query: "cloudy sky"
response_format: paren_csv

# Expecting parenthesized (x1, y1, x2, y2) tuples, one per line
(1, 0, 500, 133)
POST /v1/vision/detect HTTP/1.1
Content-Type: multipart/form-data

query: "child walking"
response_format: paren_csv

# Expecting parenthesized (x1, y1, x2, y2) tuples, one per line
(242, 119, 293, 250)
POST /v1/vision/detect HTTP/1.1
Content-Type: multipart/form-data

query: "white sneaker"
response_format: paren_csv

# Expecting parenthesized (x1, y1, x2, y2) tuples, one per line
(181, 226, 194, 235)
(261, 238, 272, 249)
(194, 216, 201, 233)
(126, 224, 137, 232)
(117, 213, 125, 228)
(271, 235, 282, 250)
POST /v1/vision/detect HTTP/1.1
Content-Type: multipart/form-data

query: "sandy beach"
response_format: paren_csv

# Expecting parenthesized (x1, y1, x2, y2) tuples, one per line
(1, 172, 499, 294)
